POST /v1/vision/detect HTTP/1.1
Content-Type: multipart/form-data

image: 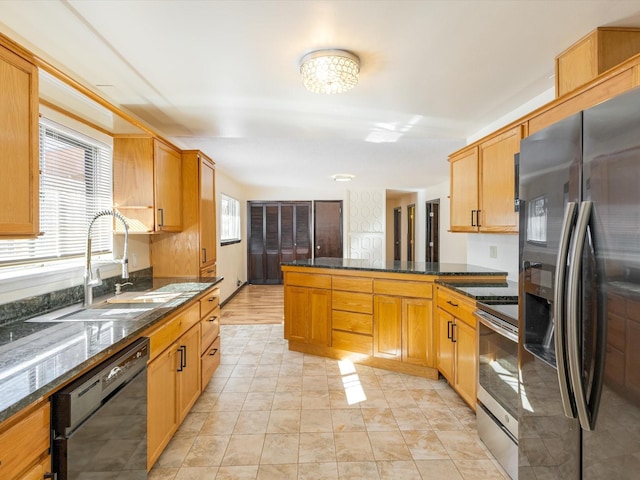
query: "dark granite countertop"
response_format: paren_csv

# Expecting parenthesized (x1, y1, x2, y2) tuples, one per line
(282, 258, 508, 277)
(0, 276, 223, 423)
(436, 279, 519, 303)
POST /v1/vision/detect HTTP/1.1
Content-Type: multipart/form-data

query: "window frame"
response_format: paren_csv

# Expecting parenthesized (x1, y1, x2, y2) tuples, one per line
(220, 193, 241, 246)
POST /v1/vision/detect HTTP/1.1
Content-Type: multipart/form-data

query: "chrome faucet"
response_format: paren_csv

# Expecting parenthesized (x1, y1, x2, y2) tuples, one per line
(84, 210, 129, 306)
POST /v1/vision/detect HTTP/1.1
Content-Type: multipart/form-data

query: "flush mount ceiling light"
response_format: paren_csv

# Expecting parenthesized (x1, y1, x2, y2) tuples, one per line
(300, 49, 360, 94)
(331, 174, 355, 182)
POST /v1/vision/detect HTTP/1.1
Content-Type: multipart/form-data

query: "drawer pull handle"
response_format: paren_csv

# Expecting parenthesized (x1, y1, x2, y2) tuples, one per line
(209, 297, 216, 302)
(208, 316, 218, 322)
(447, 320, 452, 339)
(209, 348, 218, 356)
(447, 300, 459, 307)
(451, 323, 457, 343)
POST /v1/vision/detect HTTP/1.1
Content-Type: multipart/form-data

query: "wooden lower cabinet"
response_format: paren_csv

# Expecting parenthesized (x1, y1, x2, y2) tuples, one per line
(373, 295, 433, 366)
(436, 286, 478, 409)
(147, 345, 178, 469)
(285, 285, 331, 346)
(0, 400, 51, 480)
(146, 300, 206, 469)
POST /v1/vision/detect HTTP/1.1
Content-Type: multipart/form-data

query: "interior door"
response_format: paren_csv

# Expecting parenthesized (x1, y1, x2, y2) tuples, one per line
(425, 200, 440, 262)
(314, 200, 342, 258)
(393, 207, 401, 261)
(407, 204, 415, 261)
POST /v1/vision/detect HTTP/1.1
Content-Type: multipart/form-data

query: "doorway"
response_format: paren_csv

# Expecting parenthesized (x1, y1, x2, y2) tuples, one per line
(393, 207, 401, 261)
(314, 200, 343, 258)
(425, 199, 440, 262)
(407, 204, 415, 261)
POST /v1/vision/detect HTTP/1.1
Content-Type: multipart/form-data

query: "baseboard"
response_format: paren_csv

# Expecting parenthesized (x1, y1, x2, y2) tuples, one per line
(220, 282, 247, 308)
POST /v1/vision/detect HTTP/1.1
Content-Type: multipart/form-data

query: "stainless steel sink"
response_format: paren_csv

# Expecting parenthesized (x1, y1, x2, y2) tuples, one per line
(52, 303, 157, 322)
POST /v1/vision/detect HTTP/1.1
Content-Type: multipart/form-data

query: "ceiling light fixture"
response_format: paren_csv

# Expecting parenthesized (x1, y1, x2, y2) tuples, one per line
(300, 49, 360, 94)
(332, 174, 355, 182)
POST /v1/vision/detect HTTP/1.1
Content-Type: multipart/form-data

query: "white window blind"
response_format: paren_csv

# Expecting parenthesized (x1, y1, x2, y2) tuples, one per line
(0, 120, 113, 266)
(220, 194, 241, 244)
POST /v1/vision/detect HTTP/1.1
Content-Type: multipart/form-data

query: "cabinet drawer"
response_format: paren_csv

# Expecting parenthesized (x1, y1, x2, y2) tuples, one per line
(201, 336, 221, 390)
(332, 290, 372, 314)
(373, 279, 433, 298)
(201, 306, 220, 355)
(148, 303, 200, 359)
(332, 310, 372, 335)
(332, 330, 373, 355)
(200, 288, 220, 319)
(200, 265, 217, 279)
(437, 288, 476, 327)
(0, 401, 50, 480)
(332, 276, 372, 293)
(286, 272, 331, 289)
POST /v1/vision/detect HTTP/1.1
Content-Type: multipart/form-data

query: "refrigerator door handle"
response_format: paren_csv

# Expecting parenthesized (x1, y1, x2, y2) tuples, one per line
(567, 200, 595, 431)
(554, 201, 578, 418)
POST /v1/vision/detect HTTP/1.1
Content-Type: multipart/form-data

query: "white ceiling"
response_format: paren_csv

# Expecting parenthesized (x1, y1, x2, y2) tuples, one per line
(2, 1, 640, 193)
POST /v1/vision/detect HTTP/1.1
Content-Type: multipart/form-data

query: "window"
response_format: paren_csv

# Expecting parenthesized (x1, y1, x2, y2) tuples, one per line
(220, 194, 241, 245)
(0, 119, 112, 267)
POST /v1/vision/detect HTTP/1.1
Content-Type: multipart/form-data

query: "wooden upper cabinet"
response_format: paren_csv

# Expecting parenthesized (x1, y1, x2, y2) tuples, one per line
(478, 126, 521, 233)
(449, 147, 479, 232)
(556, 27, 640, 97)
(199, 155, 216, 271)
(113, 136, 182, 233)
(150, 150, 216, 278)
(0, 43, 39, 237)
(449, 125, 521, 234)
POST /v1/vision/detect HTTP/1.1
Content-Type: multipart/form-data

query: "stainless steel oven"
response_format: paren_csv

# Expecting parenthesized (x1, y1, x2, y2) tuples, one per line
(475, 302, 519, 480)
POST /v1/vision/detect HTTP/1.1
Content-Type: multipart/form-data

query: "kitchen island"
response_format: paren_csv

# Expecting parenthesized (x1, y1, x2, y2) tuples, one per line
(282, 258, 510, 381)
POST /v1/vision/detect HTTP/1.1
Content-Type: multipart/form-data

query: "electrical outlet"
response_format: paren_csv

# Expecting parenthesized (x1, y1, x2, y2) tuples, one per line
(489, 245, 498, 259)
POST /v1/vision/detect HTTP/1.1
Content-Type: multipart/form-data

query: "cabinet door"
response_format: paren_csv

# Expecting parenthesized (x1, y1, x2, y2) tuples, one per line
(454, 319, 477, 408)
(478, 127, 521, 233)
(285, 285, 308, 343)
(177, 325, 201, 423)
(436, 308, 455, 383)
(199, 157, 216, 268)
(373, 295, 402, 360)
(402, 298, 433, 366)
(0, 45, 39, 237)
(449, 147, 479, 232)
(154, 139, 182, 231)
(308, 287, 331, 346)
(147, 344, 178, 469)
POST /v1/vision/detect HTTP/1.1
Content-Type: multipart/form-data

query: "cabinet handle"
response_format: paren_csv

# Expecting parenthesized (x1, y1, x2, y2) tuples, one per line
(446, 300, 459, 307)
(177, 346, 185, 372)
(476, 209, 482, 227)
(182, 345, 187, 368)
(451, 323, 457, 343)
(208, 316, 218, 322)
(447, 320, 452, 339)
(209, 348, 218, 356)
(44, 474, 58, 480)
(470, 210, 476, 226)
(209, 296, 216, 302)
(202, 248, 207, 263)
(158, 208, 164, 227)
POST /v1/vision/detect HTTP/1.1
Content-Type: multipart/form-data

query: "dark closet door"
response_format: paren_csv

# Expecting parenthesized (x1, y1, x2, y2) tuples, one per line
(314, 201, 343, 258)
(248, 201, 312, 284)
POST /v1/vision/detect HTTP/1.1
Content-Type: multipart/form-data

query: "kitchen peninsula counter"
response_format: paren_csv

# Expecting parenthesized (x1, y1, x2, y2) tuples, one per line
(0, 276, 223, 422)
(282, 258, 509, 381)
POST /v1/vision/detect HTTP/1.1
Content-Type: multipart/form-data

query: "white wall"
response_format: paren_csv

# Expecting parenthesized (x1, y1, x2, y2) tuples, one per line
(466, 234, 519, 281)
(215, 169, 249, 303)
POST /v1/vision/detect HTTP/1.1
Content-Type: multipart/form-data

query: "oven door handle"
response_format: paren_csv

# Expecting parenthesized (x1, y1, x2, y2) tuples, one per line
(475, 312, 518, 343)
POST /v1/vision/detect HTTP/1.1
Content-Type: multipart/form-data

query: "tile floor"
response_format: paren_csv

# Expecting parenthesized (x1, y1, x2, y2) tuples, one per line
(149, 324, 509, 480)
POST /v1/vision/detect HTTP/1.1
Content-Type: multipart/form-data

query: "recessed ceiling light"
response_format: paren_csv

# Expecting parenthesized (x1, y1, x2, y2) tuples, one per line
(331, 174, 355, 182)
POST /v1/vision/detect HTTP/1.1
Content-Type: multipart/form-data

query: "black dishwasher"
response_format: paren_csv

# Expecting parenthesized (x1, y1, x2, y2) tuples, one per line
(52, 337, 149, 480)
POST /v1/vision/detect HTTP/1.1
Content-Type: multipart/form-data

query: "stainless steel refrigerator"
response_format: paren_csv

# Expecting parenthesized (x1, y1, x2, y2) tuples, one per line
(518, 86, 640, 479)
